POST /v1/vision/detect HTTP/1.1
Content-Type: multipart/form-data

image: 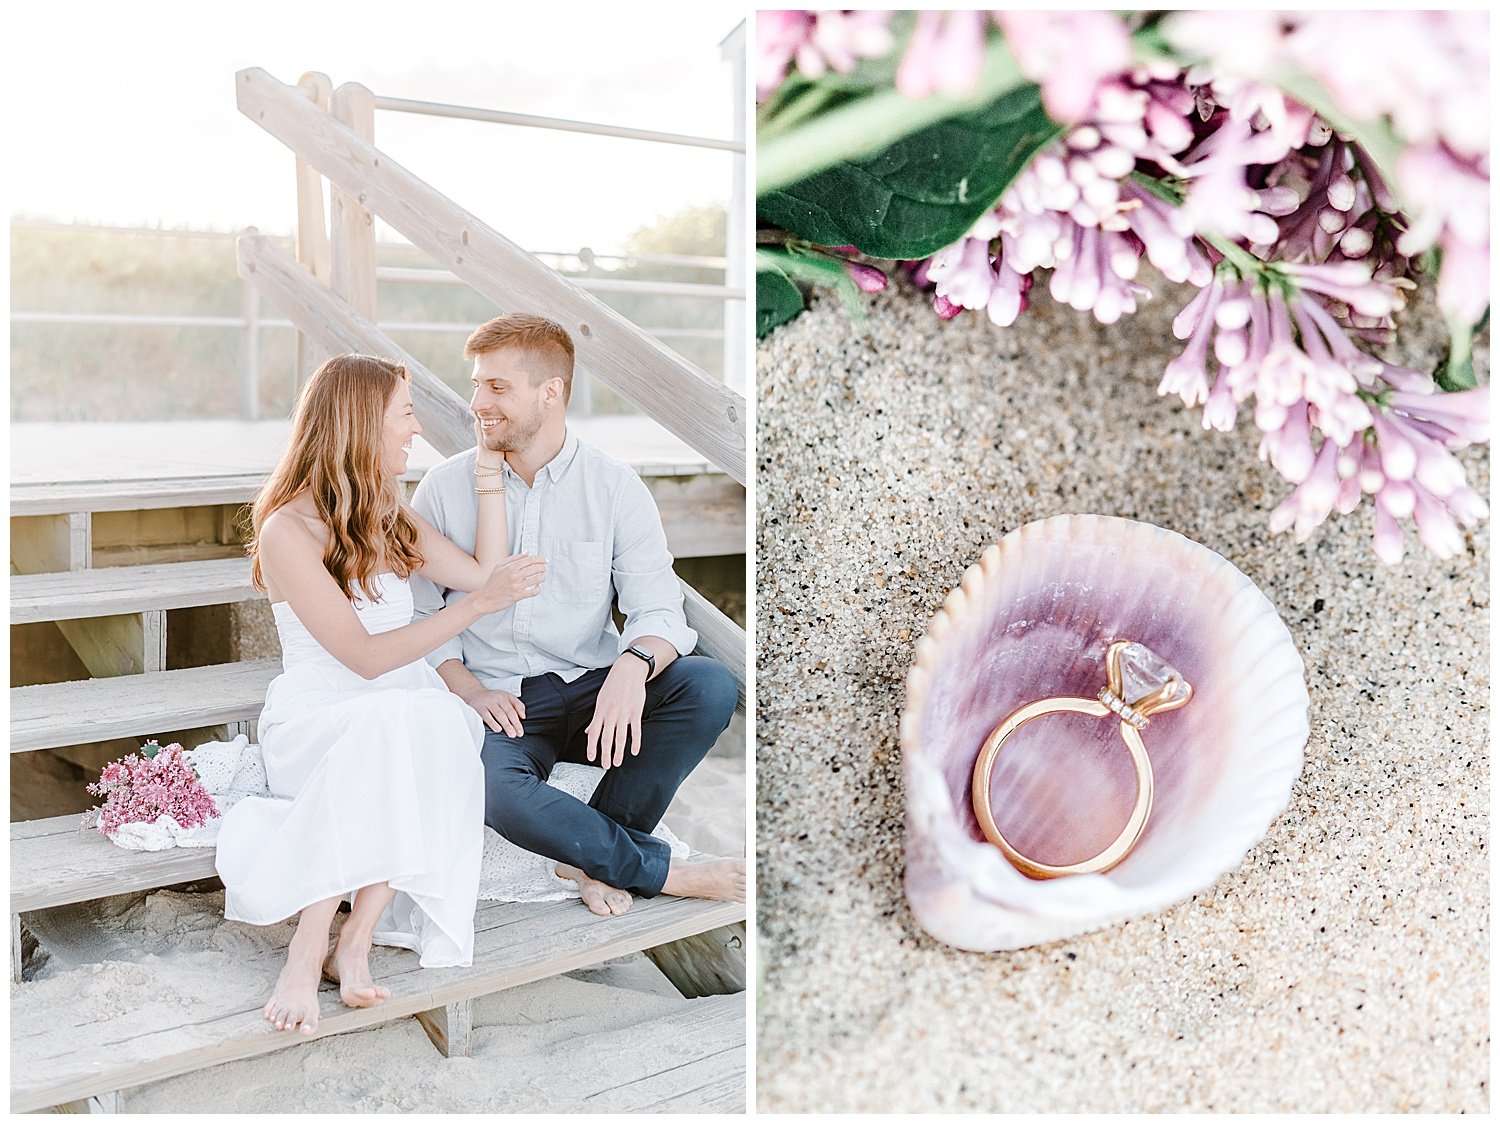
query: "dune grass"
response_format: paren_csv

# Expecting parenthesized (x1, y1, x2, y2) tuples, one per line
(11, 213, 728, 422)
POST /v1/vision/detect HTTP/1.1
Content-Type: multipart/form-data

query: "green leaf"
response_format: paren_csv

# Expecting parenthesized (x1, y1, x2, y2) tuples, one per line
(758, 84, 1060, 260)
(756, 264, 805, 339)
(142, 740, 160, 759)
(757, 36, 1030, 193)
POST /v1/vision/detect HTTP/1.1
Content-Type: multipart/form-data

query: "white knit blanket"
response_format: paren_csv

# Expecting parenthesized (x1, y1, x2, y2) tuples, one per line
(94, 736, 687, 903)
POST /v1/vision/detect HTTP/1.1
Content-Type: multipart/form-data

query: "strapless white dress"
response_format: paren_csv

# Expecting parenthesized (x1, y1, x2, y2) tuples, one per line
(215, 573, 484, 968)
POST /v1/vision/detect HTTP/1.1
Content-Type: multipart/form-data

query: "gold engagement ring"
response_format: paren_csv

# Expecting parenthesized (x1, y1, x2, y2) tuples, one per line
(970, 639, 1193, 879)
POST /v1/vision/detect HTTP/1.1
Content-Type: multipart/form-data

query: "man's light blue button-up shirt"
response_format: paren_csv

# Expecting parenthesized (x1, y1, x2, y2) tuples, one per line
(409, 430, 698, 696)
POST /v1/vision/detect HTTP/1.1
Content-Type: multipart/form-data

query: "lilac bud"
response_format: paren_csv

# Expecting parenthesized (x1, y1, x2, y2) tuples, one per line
(1326, 173, 1356, 211)
(844, 260, 888, 293)
(1338, 227, 1374, 258)
(933, 294, 963, 320)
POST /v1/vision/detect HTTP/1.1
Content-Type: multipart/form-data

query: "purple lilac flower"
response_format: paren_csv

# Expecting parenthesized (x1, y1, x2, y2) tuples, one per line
(1164, 11, 1491, 325)
(896, 10, 990, 98)
(756, 10, 897, 102)
(1162, 261, 1486, 562)
(994, 10, 1132, 123)
(88, 742, 218, 838)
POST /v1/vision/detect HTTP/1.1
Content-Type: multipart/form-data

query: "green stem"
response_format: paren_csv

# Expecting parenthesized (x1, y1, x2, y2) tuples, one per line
(1199, 232, 1264, 277)
(757, 39, 1029, 194)
(1437, 314, 1479, 392)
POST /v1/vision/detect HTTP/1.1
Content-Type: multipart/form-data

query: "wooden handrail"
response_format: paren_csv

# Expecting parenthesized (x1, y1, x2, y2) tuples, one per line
(238, 233, 475, 454)
(237, 233, 746, 710)
(237, 67, 747, 487)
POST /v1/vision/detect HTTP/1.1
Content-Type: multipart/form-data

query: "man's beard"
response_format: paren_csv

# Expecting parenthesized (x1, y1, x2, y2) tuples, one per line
(480, 405, 543, 452)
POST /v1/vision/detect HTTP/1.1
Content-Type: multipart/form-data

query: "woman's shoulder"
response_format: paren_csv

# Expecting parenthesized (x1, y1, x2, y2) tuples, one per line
(260, 495, 327, 552)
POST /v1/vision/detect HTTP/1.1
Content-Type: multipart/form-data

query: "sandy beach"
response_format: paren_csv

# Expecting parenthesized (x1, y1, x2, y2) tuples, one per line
(17, 752, 745, 1113)
(754, 276, 1488, 1112)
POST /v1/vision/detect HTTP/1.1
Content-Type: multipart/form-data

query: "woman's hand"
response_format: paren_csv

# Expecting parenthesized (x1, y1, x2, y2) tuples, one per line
(474, 419, 505, 472)
(469, 553, 547, 615)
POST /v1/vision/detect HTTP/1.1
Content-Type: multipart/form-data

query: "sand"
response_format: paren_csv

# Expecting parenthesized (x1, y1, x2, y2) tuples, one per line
(753, 276, 1488, 1113)
(16, 753, 745, 1113)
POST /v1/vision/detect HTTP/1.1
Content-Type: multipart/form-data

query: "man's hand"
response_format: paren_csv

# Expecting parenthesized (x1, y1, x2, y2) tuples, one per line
(585, 657, 648, 770)
(461, 688, 526, 737)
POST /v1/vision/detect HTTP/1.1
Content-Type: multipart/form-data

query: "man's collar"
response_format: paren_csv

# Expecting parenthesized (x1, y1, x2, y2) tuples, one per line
(504, 428, 579, 484)
(543, 428, 581, 482)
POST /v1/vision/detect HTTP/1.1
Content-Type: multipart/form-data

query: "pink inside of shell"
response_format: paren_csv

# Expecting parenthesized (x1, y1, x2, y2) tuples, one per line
(917, 535, 1240, 881)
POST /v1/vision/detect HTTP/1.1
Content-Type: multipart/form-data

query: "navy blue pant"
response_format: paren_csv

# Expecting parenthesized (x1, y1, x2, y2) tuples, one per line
(480, 655, 737, 896)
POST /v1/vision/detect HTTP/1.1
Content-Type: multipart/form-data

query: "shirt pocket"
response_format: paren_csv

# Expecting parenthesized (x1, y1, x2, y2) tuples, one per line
(548, 540, 608, 606)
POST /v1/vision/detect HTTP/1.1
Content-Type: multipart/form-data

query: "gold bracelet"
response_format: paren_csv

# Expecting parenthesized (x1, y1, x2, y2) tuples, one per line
(475, 486, 505, 494)
(473, 466, 504, 477)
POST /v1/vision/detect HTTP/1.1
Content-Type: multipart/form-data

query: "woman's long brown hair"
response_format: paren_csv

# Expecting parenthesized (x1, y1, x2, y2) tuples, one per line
(248, 354, 424, 601)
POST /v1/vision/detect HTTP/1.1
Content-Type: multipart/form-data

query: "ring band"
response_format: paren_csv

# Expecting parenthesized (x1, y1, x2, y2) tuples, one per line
(970, 639, 1192, 879)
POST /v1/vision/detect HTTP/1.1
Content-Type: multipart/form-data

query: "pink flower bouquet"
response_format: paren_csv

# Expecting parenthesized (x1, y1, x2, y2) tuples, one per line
(86, 741, 219, 841)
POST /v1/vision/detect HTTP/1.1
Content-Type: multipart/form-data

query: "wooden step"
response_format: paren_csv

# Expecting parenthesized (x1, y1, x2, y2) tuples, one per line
(11, 892, 745, 1112)
(11, 558, 259, 625)
(12, 474, 267, 517)
(11, 660, 280, 753)
(12, 816, 219, 914)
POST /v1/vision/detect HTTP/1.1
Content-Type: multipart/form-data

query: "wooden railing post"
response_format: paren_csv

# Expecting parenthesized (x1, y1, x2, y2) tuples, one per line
(294, 72, 333, 385)
(329, 82, 378, 323)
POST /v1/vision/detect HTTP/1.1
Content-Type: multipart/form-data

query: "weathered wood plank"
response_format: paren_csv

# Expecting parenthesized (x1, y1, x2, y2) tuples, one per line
(413, 998, 471, 1058)
(293, 71, 332, 284)
(11, 894, 744, 1112)
(12, 476, 268, 517)
(236, 67, 747, 485)
(11, 559, 258, 625)
(644, 922, 746, 999)
(53, 611, 164, 679)
(578, 995, 745, 1113)
(12, 512, 90, 574)
(10, 659, 281, 754)
(11, 816, 221, 914)
(329, 82, 377, 321)
(681, 585, 746, 714)
(652, 475, 745, 559)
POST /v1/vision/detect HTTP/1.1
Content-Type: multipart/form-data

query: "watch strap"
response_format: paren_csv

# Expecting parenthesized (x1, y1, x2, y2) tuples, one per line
(624, 645, 655, 678)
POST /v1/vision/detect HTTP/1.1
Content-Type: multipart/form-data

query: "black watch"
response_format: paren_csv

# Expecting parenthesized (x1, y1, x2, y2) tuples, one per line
(623, 645, 655, 679)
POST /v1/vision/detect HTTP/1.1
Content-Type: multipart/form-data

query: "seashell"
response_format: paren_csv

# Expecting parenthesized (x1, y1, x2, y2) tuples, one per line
(900, 514, 1308, 951)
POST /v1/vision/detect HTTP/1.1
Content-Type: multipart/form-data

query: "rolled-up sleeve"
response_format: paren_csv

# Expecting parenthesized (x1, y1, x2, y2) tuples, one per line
(409, 472, 465, 670)
(612, 473, 698, 656)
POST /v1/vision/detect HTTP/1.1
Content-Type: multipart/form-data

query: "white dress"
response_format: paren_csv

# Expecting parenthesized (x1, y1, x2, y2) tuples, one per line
(215, 573, 484, 968)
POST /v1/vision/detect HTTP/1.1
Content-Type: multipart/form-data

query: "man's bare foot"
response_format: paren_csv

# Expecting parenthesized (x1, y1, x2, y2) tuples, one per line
(322, 936, 391, 1009)
(264, 941, 325, 1036)
(556, 863, 633, 916)
(661, 857, 747, 902)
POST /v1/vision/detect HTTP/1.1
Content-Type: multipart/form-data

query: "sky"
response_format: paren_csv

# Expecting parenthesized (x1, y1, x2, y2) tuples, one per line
(5, 1, 743, 254)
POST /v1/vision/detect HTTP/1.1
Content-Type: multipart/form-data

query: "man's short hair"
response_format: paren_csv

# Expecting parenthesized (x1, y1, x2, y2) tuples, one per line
(464, 313, 575, 402)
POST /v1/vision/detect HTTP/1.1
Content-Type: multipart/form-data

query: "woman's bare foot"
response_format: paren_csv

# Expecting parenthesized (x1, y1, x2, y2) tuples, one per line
(661, 857, 747, 902)
(322, 934, 391, 1009)
(556, 863, 633, 916)
(264, 940, 325, 1036)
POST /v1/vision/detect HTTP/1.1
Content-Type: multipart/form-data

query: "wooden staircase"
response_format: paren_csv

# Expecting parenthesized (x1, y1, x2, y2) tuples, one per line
(10, 66, 748, 1113)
